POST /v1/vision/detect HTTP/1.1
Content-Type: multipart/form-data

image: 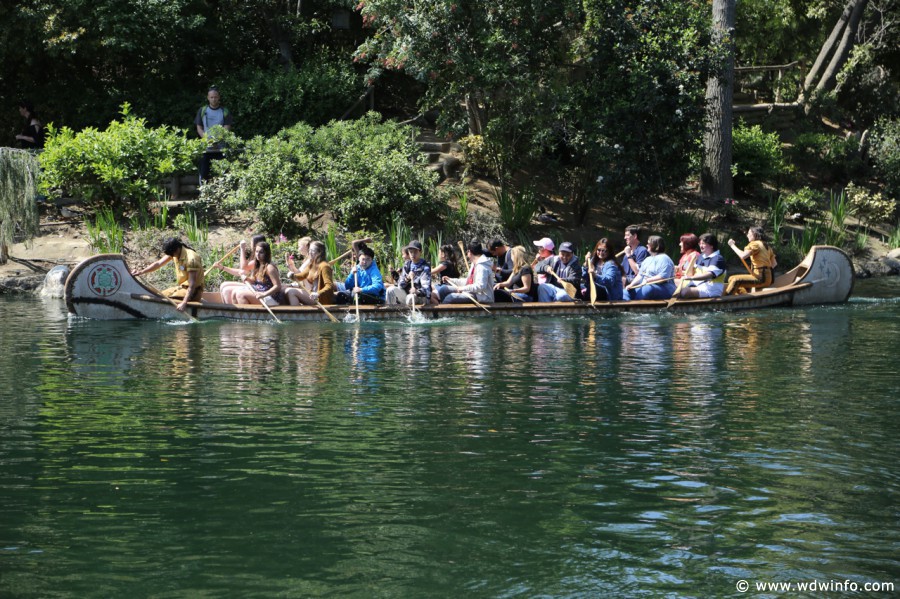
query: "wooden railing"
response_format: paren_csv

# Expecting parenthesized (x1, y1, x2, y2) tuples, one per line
(734, 61, 801, 105)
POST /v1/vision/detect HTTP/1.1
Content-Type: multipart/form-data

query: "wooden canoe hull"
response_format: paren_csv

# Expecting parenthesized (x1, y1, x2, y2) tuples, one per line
(64, 246, 853, 322)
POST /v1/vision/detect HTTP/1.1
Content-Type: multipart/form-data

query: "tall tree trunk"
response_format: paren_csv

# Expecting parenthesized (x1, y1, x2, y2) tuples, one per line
(465, 92, 485, 136)
(799, 0, 857, 102)
(700, 0, 736, 203)
(816, 0, 868, 92)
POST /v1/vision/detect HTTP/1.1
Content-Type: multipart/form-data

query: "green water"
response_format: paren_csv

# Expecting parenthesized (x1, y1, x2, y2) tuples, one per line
(2, 279, 899, 598)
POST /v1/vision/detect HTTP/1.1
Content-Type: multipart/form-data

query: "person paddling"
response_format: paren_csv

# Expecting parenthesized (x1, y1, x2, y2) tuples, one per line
(131, 237, 203, 312)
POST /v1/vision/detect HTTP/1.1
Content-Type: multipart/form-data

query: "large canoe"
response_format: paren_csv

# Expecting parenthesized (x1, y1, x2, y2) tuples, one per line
(64, 245, 854, 322)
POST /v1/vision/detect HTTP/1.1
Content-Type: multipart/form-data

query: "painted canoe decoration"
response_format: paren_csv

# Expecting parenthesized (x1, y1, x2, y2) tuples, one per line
(65, 246, 854, 322)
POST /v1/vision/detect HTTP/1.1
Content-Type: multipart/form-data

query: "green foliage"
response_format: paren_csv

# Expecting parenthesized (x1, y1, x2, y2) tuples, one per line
(313, 113, 443, 230)
(731, 122, 786, 193)
(792, 132, 865, 182)
(885, 219, 900, 249)
(869, 118, 900, 199)
(780, 187, 823, 219)
(38, 105, 202, 216)
(0, 148, 41, 254)
(215, 59, 363, 137)
(324, 225, 339, 263)
(200, 122, 321, 233)
(204, 114, 443, 233)
(824, 190, 854, 247)
(494, 185, 539, 234)
(386, 213, 413, 276)
(844, 182, 897, 225)
(458, 135, 490, 175)
(357, 0, 711, 202)
(86, 208, 125, 254)
(659, 210, 714, 258)
(173, 209, 209, 246)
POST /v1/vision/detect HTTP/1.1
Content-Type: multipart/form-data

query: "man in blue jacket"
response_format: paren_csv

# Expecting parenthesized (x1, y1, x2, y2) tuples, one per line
(337, 245, 385, 304)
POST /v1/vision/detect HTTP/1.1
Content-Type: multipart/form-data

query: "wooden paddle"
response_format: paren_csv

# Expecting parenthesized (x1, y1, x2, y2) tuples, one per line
(458, 240, 471, 272)
(463, 292, 492, 314)
(544, 267, 578, 299)
(666, 253, 698, 309)
(328, 249, 352, 265)
(315, 301, 339, 323)
(244, 279, 282, 323)
(628, 276, 676, 291)
(585, 256, 597, 306)
(353, 269, 360, 320)
(139, 277, 197, 322)
(204, 243, 241, 279)
(325, 237, 374, 266)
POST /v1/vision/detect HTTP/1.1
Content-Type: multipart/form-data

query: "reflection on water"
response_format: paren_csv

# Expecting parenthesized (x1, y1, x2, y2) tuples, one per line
(1, 283, 899, 596)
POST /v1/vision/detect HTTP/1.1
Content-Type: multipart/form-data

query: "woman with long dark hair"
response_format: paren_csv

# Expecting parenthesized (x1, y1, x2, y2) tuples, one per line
(582, 238, 624, 301)
(231, 241, 284, 306)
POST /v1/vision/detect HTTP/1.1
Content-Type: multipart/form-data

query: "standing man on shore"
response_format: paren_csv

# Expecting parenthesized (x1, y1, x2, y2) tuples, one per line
(195, 86, 232, 184)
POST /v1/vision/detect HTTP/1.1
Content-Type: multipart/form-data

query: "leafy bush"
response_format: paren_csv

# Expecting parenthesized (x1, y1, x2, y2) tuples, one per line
(203, 113, 443, 232)
(200, 123, 323, 233)
(869, 118, 900, 199)
(780, 187, 823, 219)
(39, 104, 202, 215)
(459, 135, 490, 175)
(792, 132, 865, 181)
(215, 58, 363, 137)
(845, 182, 897, 225)
(309, 113, 443, 230)
(731, 122, 786, 193)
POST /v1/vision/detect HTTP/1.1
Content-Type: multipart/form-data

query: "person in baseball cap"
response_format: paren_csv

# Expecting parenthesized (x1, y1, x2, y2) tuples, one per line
(533, 237, 555, 252)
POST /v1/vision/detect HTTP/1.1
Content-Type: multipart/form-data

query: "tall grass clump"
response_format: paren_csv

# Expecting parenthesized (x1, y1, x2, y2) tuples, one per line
(173, 209, 208, 246)
(86, 208, 125, 253)
(824, 190, 853, 247)
(494, 185, 539, 233)
(324, 224, 339, 263)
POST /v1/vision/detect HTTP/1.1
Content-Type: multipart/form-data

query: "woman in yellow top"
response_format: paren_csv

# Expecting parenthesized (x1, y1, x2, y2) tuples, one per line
(284, 241, 335, 305)
(725, 226, 777, 295)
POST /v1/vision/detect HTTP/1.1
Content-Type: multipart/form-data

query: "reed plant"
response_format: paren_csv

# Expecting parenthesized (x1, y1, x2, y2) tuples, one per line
(446, 191, 469, 236)
(324, 224, 339, 262)
(386, 212, 412, 271)
(769, 195, 787, 242)
(884, 219, 900, 249)
(494, 185, 539, 233)
(86, 208, 125, 253)
(853, 227, 869, 253)
(799, 222, 822, 255)
(425, 231, 443, 266)
(174, 209, 208, 246)
(824, 190, 853, 247)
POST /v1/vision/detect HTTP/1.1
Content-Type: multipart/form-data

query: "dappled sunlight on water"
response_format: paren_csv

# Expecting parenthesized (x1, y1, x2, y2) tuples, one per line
(1, 281, 899, 596)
